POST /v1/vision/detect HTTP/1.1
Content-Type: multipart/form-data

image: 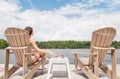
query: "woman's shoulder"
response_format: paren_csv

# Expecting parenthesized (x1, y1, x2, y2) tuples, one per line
(30, 38, 34, 41)
(30, 39, 35, 43)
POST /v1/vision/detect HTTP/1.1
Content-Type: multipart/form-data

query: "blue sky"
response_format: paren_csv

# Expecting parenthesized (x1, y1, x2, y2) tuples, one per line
(19, 0, 72, 10)
(20, 0, 65, 10)
(18, 0, 120, 12)
(0, 0, 120, 41)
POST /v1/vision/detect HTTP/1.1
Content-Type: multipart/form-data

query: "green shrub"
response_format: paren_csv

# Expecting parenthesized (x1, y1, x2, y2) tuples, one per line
(0, 39, 8, 49)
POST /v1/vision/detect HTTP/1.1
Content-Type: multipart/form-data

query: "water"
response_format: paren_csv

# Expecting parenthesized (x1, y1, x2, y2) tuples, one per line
(0, 49, 120, 64)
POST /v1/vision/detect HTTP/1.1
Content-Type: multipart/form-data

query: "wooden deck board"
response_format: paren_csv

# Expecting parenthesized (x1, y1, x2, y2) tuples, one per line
(0, 64, 120, 79)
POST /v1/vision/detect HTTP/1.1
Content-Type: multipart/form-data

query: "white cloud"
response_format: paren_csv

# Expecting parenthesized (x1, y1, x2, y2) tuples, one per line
(0, 0, 22, 38)
(0, 0, 20, 15)
(0, 0, 120, 41)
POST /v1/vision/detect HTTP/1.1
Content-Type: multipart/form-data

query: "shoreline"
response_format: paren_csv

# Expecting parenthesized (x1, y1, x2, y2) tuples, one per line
(0, 49, 120, 64)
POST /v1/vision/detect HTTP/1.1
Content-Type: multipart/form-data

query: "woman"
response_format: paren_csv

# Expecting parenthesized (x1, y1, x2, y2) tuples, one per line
(24, 26, 57, 63)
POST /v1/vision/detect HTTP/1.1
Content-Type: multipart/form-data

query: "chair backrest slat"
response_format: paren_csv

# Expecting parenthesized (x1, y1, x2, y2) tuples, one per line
(5, 27, 32, 65)
(89, 27, 116, 66)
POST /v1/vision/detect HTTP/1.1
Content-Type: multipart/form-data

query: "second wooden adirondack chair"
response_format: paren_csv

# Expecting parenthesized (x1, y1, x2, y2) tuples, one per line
(73, 27, 120, 79)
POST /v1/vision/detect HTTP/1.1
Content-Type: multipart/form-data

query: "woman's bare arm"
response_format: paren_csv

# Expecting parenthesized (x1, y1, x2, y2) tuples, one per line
(30, 39, 45, 53)
(30, 39, 57, 57)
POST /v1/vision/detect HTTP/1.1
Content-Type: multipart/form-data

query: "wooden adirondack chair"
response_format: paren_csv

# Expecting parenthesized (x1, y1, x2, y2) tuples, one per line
(2, 27, 45, 79)
(73, 27, 120, 79)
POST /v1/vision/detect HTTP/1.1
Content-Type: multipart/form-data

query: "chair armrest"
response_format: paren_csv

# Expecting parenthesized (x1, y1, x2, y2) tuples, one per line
(24, 52, 45, 56)
(73, 52, 97, 56)
(24, 53, 37, 55)
(91, 46, 115, 50)
(5, 46, 29, 54)
(6, 46, 29, 50)
(72, 52, 89, 54)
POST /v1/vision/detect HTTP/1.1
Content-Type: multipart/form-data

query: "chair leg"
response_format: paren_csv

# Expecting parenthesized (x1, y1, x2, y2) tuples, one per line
(3, 49, 19, 79)
(24, 60, 42, 79)
(74, 53, 78, 74)
(93, 53, 99, 77)
(7, 66, 19, 77)
(4, 49, 9, 79)
(78, 60, 98, 79)
(0, 66, 19, 79)
(111, 49, 117, 79)
(23, 62, 27, 77)
(23, 53, 28, 76)
(100, 49, 119, 79)
(100, 64, 120, 79)
(100, 49, 120, 79)
(100, 65, 112, 77)
(41, 55, 45, 74)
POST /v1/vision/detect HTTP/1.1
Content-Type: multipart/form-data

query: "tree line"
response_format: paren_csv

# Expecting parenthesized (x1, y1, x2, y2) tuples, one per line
(0, 39, 120, 49)
(0, 39, 9, 49)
